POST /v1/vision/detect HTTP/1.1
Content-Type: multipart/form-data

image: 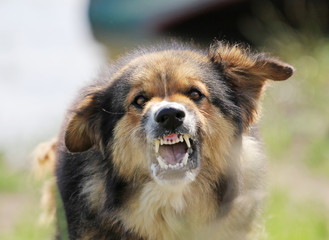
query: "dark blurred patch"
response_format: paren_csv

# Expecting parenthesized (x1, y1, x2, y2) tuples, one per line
(88, 0, 329, 53)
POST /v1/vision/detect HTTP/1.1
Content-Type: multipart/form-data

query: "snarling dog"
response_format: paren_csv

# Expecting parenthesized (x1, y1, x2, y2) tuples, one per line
(38, 42, 293, 240)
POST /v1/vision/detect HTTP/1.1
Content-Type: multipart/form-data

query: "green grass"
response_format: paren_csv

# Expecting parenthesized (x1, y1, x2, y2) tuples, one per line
(265, 189, 329, 240)
(0, 153, 25, 193)
(0, 153, 54, 240)
(0, 203, 54, 240)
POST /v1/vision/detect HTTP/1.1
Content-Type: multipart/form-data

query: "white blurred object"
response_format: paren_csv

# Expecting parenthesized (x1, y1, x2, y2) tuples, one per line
(0, 0, 106, 167)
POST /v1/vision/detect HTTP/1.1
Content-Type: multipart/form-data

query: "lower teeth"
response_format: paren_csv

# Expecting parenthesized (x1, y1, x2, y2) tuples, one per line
(156, 152, 190, 170)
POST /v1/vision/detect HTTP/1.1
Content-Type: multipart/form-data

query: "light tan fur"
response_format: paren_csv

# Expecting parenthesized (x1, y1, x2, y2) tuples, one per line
(104, 48, 266, 238)
(32, 137, 58, 224)
(117, 136, 264, 240)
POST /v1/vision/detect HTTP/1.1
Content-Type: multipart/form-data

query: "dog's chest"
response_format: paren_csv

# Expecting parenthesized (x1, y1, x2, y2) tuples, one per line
(119, 182, 224, 240)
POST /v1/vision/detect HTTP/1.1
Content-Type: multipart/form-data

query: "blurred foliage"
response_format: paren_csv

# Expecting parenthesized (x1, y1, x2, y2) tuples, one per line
(0, 153, 24, 193)
(0, 204, 54, 240)
(0, 153, 54, 240)
(265, 188, 329, 240)
(242, 0, 329, 177)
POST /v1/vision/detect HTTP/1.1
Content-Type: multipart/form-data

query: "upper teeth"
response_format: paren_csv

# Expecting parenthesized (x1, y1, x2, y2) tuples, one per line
(154, 134, 191, 153)
(158, 136, 184, 146)
(154, 134, 192, 170)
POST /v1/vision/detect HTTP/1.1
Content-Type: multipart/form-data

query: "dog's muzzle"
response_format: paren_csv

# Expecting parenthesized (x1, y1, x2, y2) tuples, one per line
(145, 101, 201, 184)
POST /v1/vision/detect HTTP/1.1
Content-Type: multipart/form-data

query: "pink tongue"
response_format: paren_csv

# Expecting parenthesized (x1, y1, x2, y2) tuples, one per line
(159, 142, 186, 165)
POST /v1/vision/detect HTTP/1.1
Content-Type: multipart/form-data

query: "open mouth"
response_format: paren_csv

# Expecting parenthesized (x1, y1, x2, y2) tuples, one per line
(151, 133, 200, 182)
(155, 134, 192, 169)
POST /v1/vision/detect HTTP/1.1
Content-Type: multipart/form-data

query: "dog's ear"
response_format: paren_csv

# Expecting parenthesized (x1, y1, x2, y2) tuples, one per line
(209, 42, 294, 128)
(65, 95, 101, 153)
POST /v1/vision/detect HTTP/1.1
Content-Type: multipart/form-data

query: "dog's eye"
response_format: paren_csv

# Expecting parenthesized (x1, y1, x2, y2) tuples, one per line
(133, 95, 148, 108)
(188, 89, 203, 101)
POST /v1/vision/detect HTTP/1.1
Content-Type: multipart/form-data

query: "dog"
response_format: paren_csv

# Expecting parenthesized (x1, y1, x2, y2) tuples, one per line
(35, 41, 294, 240)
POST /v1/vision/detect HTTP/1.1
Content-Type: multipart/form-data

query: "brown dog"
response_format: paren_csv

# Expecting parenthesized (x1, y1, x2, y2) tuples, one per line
(35, 42, 293, 240)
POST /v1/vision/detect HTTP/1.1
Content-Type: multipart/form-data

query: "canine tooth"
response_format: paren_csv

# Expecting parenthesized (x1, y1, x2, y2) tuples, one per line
(155, 140, 160, 153)
(182, 153, 188, 165)
(160, 139, 163, 145)
(157, 156, 167, 169)
(180, 135, 184, 142)
(183, 135, 191, 148)
(158, 160, 167, 169)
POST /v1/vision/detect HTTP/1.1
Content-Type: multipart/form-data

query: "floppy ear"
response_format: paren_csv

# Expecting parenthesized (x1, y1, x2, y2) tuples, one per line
(209, 42, 294, 129)
(65, 95, 101, 153)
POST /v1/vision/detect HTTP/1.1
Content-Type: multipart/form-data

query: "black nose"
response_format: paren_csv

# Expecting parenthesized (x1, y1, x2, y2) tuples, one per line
(155, 107, 185, 131)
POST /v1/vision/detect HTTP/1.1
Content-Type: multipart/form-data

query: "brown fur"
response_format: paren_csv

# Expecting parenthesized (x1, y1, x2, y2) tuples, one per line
(35, 42, 293, 240)
(209, 43, 293, 129)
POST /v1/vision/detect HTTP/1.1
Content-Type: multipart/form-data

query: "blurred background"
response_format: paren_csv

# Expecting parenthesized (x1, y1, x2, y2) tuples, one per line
(0, 0, 328, 239)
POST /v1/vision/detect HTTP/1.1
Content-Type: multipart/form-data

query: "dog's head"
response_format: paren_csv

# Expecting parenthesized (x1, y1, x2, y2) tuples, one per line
(64, 42, 294, 185)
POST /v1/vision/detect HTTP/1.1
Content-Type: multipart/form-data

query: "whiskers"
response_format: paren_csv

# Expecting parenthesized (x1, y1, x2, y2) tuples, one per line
(102, 108, 144, 117)
(101, 108, 125, 115)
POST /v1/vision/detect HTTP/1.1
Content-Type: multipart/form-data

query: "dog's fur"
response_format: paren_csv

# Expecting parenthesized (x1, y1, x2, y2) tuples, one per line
(35, 42, 293, 240)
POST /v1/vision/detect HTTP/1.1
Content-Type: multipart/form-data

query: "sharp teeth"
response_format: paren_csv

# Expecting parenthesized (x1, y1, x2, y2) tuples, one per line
(155, 135, 192, 170)
(158, 135, 185, 146)
(183, 135, 191, 148)
(155, 140, 160, 153)
(182, 152, 188, 165)
(157, 156, 167, 169)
